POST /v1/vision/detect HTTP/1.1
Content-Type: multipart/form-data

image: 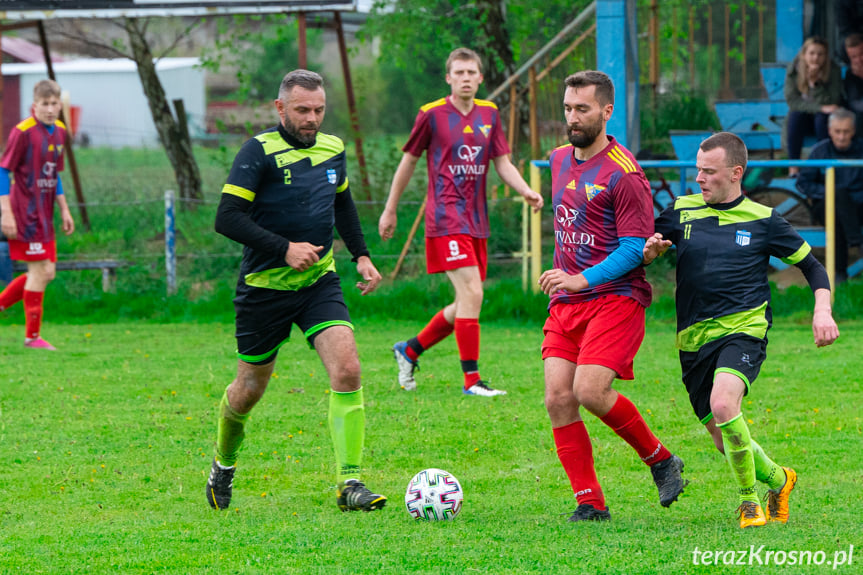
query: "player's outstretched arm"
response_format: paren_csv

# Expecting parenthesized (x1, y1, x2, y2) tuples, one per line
(379, 152, 421, 241)
(355, 255, 382, 295)
(812, 288, 839, 347)
(492, 155, 543, 212)
(643, 232, 671, 264)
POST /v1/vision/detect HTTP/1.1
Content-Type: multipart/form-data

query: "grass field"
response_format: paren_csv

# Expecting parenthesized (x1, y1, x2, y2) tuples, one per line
(0, 318, 859, 574)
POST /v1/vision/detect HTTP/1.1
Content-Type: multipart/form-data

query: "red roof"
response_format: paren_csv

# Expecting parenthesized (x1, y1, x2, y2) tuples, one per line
(2, 36, 64, 63)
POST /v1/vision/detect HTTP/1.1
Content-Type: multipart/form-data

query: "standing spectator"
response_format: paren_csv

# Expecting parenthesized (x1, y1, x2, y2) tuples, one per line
(841, 34, 863, 136)
(835, 0, 863, 63)
(797, 108, 863, 282)
(378, 47, 543, 397)
(540, 70, 686, 522)
(784, 37, 843, 176)
(0, 79, 74, 350)
(206, 70, 387, 513)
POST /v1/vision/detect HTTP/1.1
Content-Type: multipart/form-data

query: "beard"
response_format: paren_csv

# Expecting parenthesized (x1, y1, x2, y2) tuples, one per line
(567, 120, 603, 148)
(283, 116, 319, 146)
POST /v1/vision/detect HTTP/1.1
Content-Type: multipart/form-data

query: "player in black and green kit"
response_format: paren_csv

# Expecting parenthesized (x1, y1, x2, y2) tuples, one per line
(206, 70, 387, 513)
(644, 132, 840, 528)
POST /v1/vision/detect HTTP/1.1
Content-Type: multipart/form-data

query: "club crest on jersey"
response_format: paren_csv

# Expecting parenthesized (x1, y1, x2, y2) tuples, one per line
(585, 183, 605, 201)
(479, 124, 491, 137)
(735, 229, 751, 247)
(327, 169, 337, 184)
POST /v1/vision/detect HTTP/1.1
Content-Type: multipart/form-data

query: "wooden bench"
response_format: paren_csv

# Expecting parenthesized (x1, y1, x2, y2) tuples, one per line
(11, 259, 127, 292)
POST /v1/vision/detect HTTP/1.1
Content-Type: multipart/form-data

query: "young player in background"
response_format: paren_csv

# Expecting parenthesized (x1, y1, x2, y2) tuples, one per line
(0, 79, 74, 350)
(378, 47, 543, 397)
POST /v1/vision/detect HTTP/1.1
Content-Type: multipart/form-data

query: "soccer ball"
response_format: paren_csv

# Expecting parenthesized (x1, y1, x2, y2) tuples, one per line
(404, 468, 464, 521)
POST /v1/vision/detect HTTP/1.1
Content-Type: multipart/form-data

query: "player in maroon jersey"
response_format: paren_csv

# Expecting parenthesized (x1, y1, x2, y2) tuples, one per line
(539, 70, 685, 521)
(0, 79, 74, 350)
(378, 47, 543, 397)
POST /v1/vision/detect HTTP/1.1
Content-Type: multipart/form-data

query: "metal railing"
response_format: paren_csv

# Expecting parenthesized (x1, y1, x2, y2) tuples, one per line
(521, 158, 863, 295)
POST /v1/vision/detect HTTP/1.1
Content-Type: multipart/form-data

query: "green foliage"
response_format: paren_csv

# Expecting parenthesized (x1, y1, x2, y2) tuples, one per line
(0, 319, 860, 573)
(362, 0, 593, 133)
(199, 14, 321, 104)
(640, 90, 721, 156)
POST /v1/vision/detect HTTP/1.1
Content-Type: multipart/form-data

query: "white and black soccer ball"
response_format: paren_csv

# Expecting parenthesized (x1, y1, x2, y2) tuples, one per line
(404, 468, 464, 521)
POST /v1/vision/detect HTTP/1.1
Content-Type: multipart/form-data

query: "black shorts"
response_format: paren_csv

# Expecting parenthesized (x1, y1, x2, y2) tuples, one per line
(234, 272, 352, 365)
(679, 334, 767, 425)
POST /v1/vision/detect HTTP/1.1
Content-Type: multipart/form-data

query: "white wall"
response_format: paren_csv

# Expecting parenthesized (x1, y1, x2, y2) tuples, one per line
(5, 58, 205, 148)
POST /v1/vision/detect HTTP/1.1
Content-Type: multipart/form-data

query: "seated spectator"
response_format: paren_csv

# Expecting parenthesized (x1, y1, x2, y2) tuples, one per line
(797, 108, 863, 282)
(842, 34, 863, 135)
(785, 37, 842, 176)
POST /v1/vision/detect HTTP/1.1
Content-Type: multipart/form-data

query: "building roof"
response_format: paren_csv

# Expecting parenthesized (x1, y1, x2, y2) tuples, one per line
(1, 36, 64, 63)
(1, 57, 199, 75)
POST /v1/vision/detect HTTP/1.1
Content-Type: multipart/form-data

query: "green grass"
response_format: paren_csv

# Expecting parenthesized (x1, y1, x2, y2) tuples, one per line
(1, 319, 860, 574)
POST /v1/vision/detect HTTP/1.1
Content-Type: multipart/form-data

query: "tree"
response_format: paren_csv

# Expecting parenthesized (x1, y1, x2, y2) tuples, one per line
(364, 0, 594, 138)
(52, 17, 203, 204)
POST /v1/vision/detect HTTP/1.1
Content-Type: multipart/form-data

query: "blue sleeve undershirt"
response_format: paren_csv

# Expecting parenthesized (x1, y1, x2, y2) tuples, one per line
(0, 168, 9, 196)
(580, 236, 646, 288)
(0, 123, 59, 197)
(0, 169, 63, 196)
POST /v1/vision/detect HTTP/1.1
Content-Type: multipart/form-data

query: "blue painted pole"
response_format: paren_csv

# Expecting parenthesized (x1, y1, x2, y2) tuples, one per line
(776, 0, 803, 63)
(165, 189, 176, 296)
(597, 0, 639, 151)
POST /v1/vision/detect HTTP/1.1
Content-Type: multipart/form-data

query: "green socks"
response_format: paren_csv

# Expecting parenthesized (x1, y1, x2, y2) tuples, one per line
(328, 387, 365, 483)
(215, 386, 366, 485)
(215, 390, 250, 467)
(751, 439, 786, 491)
(718, 413, 757, 504)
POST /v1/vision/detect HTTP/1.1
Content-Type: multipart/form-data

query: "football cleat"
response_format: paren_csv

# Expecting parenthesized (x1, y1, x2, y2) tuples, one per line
(766, 467, 797, 524)
(337, 479, 387, 512)
(206, 458, 236, 510)
(24, 337, 56, 350)
(736, 501, 767, 528)
(567, 503, 611, 522)
(463, 380, 506, 397)
(650, 454, 687, 507)
(393, 341, 419, 391)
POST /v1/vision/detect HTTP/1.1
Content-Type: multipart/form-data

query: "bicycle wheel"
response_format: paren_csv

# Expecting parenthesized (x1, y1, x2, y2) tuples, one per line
(747, 187, 817, 227)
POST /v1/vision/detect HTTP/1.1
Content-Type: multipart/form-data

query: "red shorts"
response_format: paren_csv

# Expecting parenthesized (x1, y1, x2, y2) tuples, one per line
(425, 234, 487, 281)
(8, 239, 56, 262)
(541, 295, 645, 380)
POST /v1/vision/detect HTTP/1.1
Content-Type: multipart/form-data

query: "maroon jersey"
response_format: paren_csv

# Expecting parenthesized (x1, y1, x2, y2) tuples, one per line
(548, 136, 653, 308)
(403, 96, 510, 238)
(1, 116, 66, 243)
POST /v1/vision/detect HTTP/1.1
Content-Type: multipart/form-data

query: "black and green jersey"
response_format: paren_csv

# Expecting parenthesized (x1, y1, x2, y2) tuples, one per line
(655, 194, 811, 352)
(221, 125, 352, 291)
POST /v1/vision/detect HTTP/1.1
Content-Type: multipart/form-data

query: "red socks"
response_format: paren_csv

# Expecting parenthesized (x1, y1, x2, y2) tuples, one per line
(0, 274, 27, 311)
(454, 318, 481, 388)
(407, 310, 455, 361)
(600, 393, 671, 465)
(553, 420, 605, 509)
(24, 290, 45, 339)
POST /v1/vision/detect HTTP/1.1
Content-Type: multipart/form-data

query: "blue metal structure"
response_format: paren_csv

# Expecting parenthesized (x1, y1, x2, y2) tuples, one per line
(596, 0, 639, 150)
(598, 0, 806, 154)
